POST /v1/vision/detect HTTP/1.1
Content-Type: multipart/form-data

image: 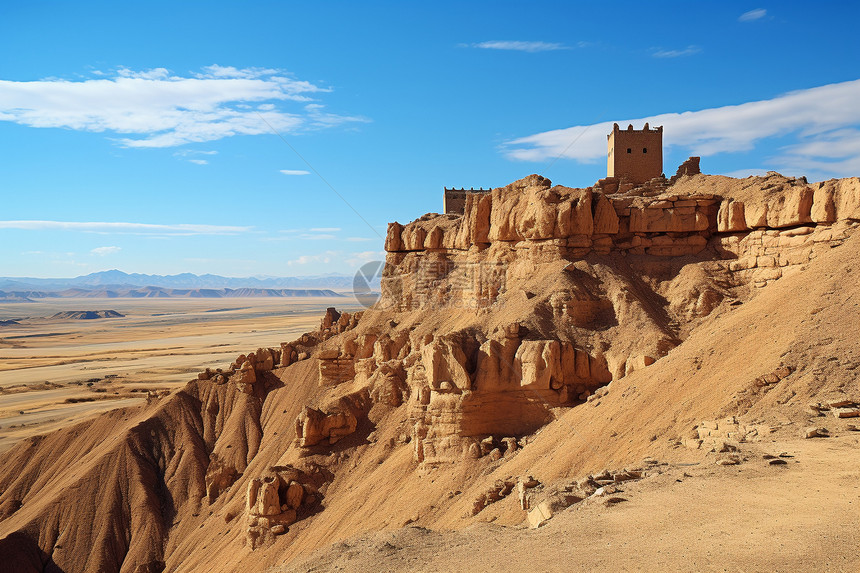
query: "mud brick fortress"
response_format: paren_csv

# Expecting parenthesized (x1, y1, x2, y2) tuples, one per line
(607, 122, 663, 183)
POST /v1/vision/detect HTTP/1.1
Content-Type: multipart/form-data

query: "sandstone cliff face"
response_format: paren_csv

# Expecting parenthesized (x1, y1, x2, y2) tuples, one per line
(383, 173, 860, 307)
(1, 171, 859, 573)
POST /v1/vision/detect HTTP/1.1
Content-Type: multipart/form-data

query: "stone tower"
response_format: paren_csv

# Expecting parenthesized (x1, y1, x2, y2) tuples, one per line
(607, 122, 663, 184)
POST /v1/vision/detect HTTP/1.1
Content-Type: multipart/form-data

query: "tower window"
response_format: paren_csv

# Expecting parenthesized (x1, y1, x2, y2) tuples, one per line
(626, 148, 632, 154)
(643, 147, 648, 153)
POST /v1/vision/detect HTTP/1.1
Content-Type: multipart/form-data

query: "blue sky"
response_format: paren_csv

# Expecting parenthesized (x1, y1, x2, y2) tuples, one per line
(1, 1, 859, 278)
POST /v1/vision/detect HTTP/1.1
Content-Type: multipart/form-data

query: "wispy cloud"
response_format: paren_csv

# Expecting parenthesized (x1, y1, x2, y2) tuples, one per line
(287, 251, 336, 266)
(0, 66, 367, 148)
(173, 149, 217, 156)
(739, 8, 767, 22)
(91, 246, 121, 256)
(280, 169, 310, 175)
(652, 45, 701, 58)
(310, 227, 340, 232)
(300, 233, 336, 240)
(0, 220, 252, 235)
(467, 41, 570, 53)
(285, 249, 384, 268)
(173, 149, 216, 165)
(502, 79, 860, 179)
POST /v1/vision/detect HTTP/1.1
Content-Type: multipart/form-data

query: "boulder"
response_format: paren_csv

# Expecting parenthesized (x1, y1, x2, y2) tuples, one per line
(593, 193, 619, 234)
(474, 336, 522, 392)
(625, 355, 655, 374)
(805, 427, 830, 439)
(833, 177, 860, 220)
(280, 343, 295, 367)
(629, 204, 708, 233)
(515, 340, 562, 390)
(455, 192, 492, 249)
(488, 175, 552, 241)
(424, 225, 443, 249)
(479, 436, 495, 456)
(744, 202, 768, 228)
(527, 500, 554, 528)
(811, 185, 836, 224)
(235, 360, 256, 393)
(765, 185, 813, 228)
(385, 222, 404, 252)
(246, 478, 262, 513)
(717, 199, 748, 232)
(255, 478, 281, 516)
(813, 177, 860, 221)
(286, 481, 304, 509)
(254, 347, 275, 371)
(295, 406, 358, 447)
(321, 307, 341, 330)
(401, 225, 427, 251)
(422, 337, 471, 390)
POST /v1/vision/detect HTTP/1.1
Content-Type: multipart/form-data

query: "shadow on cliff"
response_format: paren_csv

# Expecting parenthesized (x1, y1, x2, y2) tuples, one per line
(0, 531, 66, 573)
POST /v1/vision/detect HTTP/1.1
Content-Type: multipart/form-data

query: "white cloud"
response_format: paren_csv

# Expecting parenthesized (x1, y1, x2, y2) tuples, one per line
(652, 45, 701, 58)
(300, 233, 336, 240)
(468, 41, 570, 53)
(502, 79, 860, 179)
(0, 220, 251, 235)
(194, 65, 280, 79)
(91, 246, 121, 256)
(286, 251, 337, 266)
(283, 249, 383, 269)
(188, 159, 208, 165)
(280, 169, 310, 175)
(0, 66, 366, 148)
(310, 227, 340, 232)
(739, 8, 767, 22)
(174, 149, 217, 156)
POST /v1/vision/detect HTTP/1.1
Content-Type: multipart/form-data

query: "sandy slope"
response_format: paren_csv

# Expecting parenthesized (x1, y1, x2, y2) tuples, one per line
(271, 232, 860, 571)
(276, 435, 860, 573)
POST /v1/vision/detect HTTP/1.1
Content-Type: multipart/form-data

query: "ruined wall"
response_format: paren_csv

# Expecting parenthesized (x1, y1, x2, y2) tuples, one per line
(444, 187, 491, 215)
(607, 123, 663, 184)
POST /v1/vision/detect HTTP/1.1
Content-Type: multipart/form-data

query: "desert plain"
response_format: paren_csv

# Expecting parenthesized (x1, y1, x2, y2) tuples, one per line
(0, 296, 357, 453)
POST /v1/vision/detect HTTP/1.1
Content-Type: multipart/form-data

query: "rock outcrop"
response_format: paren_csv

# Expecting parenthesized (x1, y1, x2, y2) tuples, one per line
(294, 390, 370, 447)
(2, 167, 859, 573)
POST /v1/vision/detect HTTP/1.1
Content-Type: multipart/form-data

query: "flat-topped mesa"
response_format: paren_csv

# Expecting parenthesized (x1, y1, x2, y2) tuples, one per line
(383, 169, 860, 306)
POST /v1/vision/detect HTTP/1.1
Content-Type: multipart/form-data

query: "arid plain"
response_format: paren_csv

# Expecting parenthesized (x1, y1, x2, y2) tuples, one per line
(0, 297, 358, 453)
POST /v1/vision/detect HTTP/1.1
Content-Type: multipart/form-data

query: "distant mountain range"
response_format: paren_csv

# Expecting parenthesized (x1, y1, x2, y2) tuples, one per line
(0, 270, 367, 301)
(0, 286, 345, 302)
(0, 270, 372, 290)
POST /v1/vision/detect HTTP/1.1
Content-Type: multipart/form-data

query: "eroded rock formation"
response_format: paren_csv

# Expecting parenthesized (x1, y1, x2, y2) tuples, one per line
(2, 166, 860, 571)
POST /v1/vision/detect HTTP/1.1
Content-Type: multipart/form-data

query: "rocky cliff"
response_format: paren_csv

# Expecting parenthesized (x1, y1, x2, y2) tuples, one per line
(0, 169, 858, 572)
